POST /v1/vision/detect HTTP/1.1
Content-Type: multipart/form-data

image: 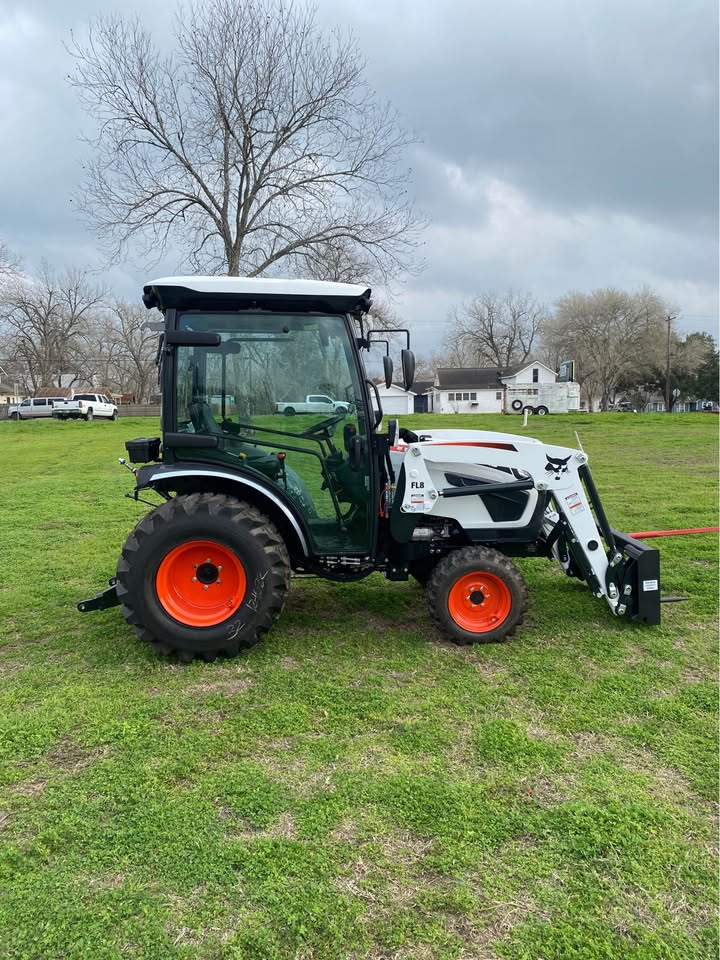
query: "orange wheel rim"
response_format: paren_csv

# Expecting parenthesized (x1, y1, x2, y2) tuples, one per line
(447, 572, 512, 633)
(155, 539, 246, 627)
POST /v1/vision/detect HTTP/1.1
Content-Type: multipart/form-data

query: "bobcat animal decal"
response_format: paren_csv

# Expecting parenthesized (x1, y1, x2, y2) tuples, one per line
(545, 454, 572, 480)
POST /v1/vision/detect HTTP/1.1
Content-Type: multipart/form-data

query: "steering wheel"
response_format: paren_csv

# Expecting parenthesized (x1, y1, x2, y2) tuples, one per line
(300, 414, 346, 439)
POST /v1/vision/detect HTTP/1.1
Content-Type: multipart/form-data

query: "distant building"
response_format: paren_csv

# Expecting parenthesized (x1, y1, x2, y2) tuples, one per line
(370, 382, 415, 415)
(0, 383, 24, 404)
(433, 362, 558, 414)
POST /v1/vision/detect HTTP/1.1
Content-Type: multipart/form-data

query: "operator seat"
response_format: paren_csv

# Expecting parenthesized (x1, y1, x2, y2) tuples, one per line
(189, 401, 223, 437)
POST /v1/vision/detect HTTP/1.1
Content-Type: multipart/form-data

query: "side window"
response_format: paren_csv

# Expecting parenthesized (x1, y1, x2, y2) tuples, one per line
(495, 391, 502, 400)
(462, 392, 469, 401)
(532, 368, 539, 383)
(470, 392, 477, 400)
(34, 399, 47, 407)
(448, 393, 454, 401)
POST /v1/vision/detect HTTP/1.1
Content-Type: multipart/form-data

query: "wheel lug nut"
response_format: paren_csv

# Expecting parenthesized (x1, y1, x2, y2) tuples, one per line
(217, 580, 222, 585)
(193, 564, 198, 569)
(191, 577, 197, 582)
(218, 565, 223, 572)
(203, 584, 209, 591)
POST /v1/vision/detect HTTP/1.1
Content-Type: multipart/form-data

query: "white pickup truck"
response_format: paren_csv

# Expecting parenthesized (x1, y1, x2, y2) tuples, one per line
(275, 394, 349, 416)
(52, 393, 119, 421)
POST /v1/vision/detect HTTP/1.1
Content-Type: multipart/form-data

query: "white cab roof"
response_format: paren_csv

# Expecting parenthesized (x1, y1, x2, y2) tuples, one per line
(142, 275, 372, 313)
(145, 276, 369, 299)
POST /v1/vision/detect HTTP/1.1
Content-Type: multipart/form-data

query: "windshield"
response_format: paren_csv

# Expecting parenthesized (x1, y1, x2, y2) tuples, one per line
(173, 311, 372, 554)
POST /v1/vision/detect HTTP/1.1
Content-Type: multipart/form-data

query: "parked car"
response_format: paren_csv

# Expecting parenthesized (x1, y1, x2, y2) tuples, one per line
(275, 394, 349, 416)
(7, 397, 62, 419)
(52, 393, 119, 421)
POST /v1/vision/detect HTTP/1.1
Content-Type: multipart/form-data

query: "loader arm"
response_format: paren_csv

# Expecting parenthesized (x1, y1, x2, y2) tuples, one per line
(396, 431, 661, 625)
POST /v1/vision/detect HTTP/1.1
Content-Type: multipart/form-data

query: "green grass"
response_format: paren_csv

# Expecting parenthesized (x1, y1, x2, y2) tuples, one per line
(0, 413, 717, 960)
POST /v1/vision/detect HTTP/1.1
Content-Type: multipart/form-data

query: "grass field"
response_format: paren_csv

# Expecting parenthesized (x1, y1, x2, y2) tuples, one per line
(0, 413, 717, 960)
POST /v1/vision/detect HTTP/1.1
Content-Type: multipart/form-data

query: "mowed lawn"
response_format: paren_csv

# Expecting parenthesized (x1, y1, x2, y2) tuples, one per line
(0, 413, 717, 960)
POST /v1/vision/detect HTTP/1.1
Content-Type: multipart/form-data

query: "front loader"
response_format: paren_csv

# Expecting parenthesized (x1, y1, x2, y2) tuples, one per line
(79, 276, 661, 660)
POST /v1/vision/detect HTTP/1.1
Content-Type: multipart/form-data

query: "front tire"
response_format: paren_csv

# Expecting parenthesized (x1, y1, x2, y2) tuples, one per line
(9, 412, 20, 420)
(110, 409, 118, 421)
(116, 493, 290, 661)
(427, 546, 528, 645)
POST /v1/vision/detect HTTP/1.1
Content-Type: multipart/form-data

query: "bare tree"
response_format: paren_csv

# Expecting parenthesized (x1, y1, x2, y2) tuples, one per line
(95, 302, 158, 402)
(545, 287, 669, 412)
(444, 291, 548, 368)
(0, 242, 20, 283)
(0, 265, 105, 392)
(67, 0, 422, 281)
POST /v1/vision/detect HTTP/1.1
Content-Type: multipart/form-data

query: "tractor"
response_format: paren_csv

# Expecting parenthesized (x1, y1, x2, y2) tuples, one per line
(79, 276, 661, 661)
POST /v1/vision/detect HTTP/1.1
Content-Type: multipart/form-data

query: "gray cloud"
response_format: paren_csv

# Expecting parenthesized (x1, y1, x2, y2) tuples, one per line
(0, 0, 717, 359)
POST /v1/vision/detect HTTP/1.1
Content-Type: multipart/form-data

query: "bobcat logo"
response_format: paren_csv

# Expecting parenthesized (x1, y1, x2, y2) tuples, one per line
(545, 454, 571, 479)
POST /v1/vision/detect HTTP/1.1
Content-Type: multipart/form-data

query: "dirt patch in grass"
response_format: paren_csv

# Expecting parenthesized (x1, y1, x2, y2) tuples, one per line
(6, 740, 111, 802)
(222, 809, 298, 841)
(45, 738, 110, 772)
(570, 732, 700, 803)
(681, 666, 708, 683)
(182, 676, 253, 696)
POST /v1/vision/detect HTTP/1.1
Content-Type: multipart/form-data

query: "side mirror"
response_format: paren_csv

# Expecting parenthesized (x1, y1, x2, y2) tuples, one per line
(383, 354, 394, 388)
(401, 349, 415, 391)
(387, 418, 399, 447)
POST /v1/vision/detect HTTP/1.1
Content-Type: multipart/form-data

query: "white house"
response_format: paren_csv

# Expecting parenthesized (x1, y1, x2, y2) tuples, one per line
(371, 382, 415, 415)
(433, 363, 559, 414)
(0, 383, 25, 405)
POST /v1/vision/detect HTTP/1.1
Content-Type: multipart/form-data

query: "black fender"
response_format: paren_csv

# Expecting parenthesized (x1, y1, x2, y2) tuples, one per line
(135, 462, 311, 561)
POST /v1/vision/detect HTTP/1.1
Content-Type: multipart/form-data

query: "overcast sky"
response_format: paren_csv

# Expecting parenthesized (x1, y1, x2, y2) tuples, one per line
(0, 0, 717, 356)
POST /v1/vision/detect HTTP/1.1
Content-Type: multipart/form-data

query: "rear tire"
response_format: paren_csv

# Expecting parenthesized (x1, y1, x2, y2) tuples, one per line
(116, 493, 290, 661)
(522, 405, 535, 416)
(535, 405, 549, 416)
(284, 407, 296, 416)
(85, 409, 94, 421)
(427, 546, 528, 645)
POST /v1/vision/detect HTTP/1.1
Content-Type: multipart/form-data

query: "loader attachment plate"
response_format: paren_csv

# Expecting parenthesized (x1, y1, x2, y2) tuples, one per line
(610, 530, 661, 625)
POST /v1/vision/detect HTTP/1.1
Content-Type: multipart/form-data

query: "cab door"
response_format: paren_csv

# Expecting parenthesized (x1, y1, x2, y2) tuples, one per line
(171, 311, 378, 558)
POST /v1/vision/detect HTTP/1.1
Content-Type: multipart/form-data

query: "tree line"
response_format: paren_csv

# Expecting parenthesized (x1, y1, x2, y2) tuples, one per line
(0, 247, 157, 401)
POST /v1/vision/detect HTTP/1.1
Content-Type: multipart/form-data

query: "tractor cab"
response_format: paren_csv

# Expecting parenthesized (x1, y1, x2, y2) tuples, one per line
(137, 276, 407, 561)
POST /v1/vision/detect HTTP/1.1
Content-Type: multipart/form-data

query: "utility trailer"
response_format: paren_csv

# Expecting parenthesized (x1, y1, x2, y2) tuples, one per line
(505, 381, 581, 416)
(79, 277, 661, 661)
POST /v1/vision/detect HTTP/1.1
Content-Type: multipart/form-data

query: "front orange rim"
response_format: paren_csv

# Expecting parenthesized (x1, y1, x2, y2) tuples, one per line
(155, 539, 246, 627)
(447, 572, 512, 633)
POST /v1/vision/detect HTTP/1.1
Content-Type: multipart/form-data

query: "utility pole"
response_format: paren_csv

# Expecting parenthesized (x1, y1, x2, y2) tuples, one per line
(665, 313, 676, 413)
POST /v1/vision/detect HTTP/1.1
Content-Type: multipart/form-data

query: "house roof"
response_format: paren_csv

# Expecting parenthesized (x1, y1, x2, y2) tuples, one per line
(375, 382, 415, 396)
(436, 367, 520, 390)
(413, 379, 434, 395)
(34, 386, 71, 398)
(501, 360, 557, 380)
